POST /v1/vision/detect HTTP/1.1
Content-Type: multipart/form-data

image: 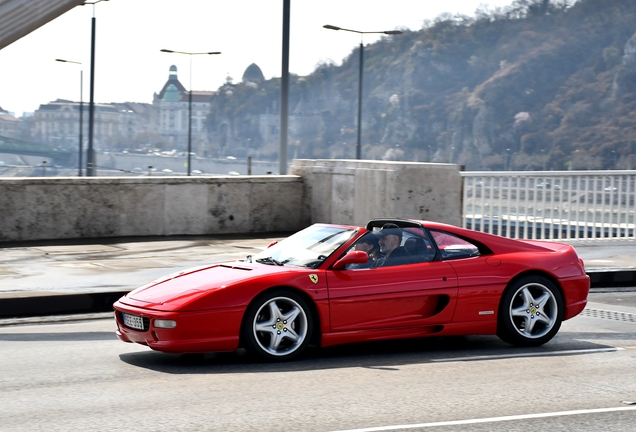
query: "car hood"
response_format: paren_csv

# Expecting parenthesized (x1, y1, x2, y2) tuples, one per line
(122, 261, 308, 310)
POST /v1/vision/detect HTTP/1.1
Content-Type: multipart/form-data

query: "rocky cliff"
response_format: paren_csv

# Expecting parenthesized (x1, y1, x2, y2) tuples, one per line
(206, 0, 636, 170)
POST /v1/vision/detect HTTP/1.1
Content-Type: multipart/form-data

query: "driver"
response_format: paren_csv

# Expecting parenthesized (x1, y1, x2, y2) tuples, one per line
(373, 223, 409, 267)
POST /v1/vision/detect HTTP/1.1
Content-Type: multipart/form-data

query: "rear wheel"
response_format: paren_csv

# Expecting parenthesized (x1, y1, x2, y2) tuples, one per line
(497, 276, 564, 346)
(243, 290, 313, 361)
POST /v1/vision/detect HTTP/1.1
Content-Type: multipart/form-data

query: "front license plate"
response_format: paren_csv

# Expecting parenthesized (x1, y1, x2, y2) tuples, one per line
(122, 313, 145, 331)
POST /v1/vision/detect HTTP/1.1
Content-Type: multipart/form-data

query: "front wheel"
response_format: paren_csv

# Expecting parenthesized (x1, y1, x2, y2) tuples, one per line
(243, 290, 313, 361)
(497, 276, 564, 346)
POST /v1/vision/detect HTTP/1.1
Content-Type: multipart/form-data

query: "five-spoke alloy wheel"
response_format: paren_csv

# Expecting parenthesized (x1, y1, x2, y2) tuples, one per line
(498, 276, 564, 346)
(243, 290, 313, 361)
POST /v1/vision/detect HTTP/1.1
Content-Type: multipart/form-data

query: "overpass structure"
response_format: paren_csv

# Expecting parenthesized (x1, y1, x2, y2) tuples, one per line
(0, 0, 83, 50)
(0, 135, 74, 165)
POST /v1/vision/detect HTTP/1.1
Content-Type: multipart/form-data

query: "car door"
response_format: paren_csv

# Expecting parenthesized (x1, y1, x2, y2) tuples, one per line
(429, 229, 505, 324)
(326, 260, 458, 332)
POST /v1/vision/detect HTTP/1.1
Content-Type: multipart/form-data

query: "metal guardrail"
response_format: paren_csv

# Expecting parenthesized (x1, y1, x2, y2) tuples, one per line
(461, 170, 636, 240)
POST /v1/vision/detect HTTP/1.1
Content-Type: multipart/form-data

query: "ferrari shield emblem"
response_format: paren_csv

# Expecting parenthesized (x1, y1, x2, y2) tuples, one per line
(309, 274, 319, 284)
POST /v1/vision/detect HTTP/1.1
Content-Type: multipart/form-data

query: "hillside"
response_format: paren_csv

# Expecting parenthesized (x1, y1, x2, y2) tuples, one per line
(206, 0, 636, 170)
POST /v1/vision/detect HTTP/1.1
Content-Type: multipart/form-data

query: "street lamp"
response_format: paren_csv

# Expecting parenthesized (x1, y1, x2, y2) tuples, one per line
(160, 49, 221, 176)
(280, 0, 290, 175)
(323, 24, 402, 159)
(55, 58, 83, 176)
(82, 0, 108, 176)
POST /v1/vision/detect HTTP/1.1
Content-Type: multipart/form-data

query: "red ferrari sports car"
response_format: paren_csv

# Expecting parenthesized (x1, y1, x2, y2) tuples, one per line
(114, 219, 590, 361)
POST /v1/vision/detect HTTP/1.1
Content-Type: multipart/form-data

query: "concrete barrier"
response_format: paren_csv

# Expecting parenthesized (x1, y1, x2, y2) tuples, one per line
(0, 160, 463, 243)
(290, 159, 462, 227)
(0, 175, 308, 242)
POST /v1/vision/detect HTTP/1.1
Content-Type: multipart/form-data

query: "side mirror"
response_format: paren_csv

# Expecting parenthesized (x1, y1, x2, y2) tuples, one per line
(332, 251, 369, 270)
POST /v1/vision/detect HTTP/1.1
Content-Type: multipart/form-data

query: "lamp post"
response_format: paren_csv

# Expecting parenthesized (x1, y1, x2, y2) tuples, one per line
(280, 0, 290, 175)
(160, 49, 221, 176)
(83, 0, 108, 176)
(323, 24, 402, 159)
(55, 59, 83, 176)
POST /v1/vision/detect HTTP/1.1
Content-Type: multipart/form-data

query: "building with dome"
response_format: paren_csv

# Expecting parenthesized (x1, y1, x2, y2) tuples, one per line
(153, 65, 215, 154)
(242, 63, 265, 84)
(25, 65, 217, 156)
(17, 64, 224, 158)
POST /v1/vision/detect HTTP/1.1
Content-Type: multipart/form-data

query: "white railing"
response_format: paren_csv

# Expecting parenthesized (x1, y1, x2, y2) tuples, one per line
(461, 170, 636, 241)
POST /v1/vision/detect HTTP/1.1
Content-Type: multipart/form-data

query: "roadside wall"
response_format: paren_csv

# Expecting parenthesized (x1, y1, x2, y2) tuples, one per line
(0, 160, 462, 242)
(290, 159, 462, 227)
(0, 176, 307, 242)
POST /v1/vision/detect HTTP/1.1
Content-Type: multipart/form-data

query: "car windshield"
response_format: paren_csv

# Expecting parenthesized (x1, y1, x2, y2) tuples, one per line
(252, 224, 357, 268)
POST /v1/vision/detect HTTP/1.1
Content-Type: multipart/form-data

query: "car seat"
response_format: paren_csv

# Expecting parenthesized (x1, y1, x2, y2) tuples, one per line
(404, 237, 434, 262)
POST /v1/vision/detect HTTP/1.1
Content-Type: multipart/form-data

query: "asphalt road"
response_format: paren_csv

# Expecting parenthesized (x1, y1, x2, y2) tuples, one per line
(0, 292, 635, 432)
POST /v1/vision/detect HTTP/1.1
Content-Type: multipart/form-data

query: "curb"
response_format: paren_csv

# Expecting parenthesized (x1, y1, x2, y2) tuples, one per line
(0, 312, 113, 327)
(587, 269, 636, 289)
(0, 291, 128, 319)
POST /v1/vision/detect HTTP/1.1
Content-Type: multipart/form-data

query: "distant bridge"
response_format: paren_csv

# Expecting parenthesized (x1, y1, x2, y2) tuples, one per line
(0, 135, 74, 166)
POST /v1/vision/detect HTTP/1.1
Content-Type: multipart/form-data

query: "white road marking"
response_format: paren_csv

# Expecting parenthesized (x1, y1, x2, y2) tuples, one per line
(432, 347, 623, 362)
(329, 406, 636, 432)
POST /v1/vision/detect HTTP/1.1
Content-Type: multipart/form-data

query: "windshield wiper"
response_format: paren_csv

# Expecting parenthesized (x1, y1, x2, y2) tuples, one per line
(255, 256, 284, 266)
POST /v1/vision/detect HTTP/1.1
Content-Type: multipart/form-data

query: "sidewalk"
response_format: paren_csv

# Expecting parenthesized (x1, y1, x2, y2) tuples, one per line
(0, 235, 634, 319)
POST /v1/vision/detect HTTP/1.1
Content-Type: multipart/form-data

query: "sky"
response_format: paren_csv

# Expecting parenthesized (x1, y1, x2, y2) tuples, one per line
(0, 0, 515, 117)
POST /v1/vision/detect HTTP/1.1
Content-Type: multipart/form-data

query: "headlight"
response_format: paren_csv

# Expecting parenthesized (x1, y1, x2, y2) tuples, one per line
(154, 319, 177, 329)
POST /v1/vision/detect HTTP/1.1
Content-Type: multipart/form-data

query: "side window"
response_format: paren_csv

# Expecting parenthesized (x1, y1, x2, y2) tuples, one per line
(401, 228, 436, 264)
(346, 227, 436, 268)
(430, 230, 480, 260)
